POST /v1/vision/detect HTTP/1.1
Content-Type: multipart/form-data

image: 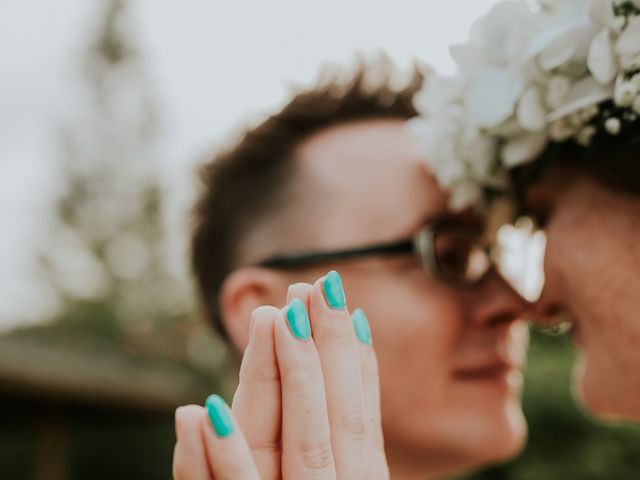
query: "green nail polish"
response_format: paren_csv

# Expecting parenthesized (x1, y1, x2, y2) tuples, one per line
(286, 298, 311, 340)
(323, 270, 346, 310)
(205, 394, 234, 437)
(352, 308, 372, 345)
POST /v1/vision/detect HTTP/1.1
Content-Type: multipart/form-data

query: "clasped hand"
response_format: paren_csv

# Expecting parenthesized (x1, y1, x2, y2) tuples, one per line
(173, 272, 389, 479)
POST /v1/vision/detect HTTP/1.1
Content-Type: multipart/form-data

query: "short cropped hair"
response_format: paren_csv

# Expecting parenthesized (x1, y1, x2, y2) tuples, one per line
(191, 59, 423, 337)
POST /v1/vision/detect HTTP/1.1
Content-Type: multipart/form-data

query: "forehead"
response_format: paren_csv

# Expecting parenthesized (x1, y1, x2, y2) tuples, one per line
(295, 119, 449, 244)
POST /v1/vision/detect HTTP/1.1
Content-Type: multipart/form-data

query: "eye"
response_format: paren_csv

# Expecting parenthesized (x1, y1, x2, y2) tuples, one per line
(433, 233, 473, 276)
(432, 229, 490, 284)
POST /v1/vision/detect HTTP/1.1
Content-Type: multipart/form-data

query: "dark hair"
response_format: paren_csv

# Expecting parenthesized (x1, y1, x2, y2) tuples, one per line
(191, 59, 423, 337)
(516, 115, 640, 215)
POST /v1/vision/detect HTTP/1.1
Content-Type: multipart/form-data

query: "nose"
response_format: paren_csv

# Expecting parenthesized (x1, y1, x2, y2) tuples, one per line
(464, 269, 531, 327)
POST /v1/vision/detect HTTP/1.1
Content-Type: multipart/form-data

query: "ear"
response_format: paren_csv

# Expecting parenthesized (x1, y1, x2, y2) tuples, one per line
(219, 267, 289, 352)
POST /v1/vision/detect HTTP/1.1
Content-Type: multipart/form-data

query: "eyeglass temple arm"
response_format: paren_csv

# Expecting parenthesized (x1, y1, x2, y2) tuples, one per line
(258, 240, 415, 268)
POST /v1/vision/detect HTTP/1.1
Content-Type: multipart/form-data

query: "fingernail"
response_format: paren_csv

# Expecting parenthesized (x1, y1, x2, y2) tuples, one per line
(352, 308, 372, 345)
(323, 270, 346, 310)
(205, 394, 234, 437)
(286, 298, 311, 340)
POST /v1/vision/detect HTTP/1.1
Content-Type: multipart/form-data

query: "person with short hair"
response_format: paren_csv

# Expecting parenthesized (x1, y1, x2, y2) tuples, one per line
(173, 61, 530, 480)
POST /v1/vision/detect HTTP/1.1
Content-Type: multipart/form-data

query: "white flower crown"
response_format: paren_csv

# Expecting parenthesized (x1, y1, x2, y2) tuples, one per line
(410, 0, 640, 211)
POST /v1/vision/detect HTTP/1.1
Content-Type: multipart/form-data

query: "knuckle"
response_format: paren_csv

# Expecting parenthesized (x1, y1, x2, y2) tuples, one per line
(249, 437, 281, 456)
(299, 440, 335, 472)
(339, 404, 367, 441)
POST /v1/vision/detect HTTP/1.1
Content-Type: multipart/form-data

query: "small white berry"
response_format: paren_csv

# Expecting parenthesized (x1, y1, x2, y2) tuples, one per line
(604, 117, 622, 135)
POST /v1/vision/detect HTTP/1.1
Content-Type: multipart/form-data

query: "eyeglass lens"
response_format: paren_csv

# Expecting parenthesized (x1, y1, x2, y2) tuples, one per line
(432, 230, 490, 284)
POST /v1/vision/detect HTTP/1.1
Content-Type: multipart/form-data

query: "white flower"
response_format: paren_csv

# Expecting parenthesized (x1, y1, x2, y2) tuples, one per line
(408, 110, 497, 211)
(463, 128, 498, 181)
(604, 117, 622, 134)
(614, 16, 627, 32)
(501, 131, 548, 167)
(614, 76, 637, 106)
(533, 22, 591, 70)
(466, 68, 524, 127)
(413, 74, 465, 117)
(587, 28, 618, 84)
(589, 0, 621, 32)
(449, 180, 484, 212)
(615, 16, 640, 60)
(529, 0, 595, 70)
(545, 75, 572, 109)
(547, 76, 612, 121)
(464, 1, 535, 68)
(517, 87, 548, 131)
(549, 117, 578, 141)
(411, 0, 640, 210)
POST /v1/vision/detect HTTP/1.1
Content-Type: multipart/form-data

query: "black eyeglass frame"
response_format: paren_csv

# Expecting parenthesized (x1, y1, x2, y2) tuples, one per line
(257, 222, 491, 288)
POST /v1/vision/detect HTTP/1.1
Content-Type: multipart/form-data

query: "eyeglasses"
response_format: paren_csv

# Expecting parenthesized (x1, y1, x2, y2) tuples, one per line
(257, 221, 493, 287)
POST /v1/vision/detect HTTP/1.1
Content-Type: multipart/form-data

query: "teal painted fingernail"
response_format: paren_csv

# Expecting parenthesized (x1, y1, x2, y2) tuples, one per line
(286, 298, 311, 340)
(353, 308, 372, 345)
(205, 394, 234, 437)
(323, 270, 346, 310)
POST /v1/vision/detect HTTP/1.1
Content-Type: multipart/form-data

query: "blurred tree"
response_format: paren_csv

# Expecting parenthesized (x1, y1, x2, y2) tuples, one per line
(33, 0, 227, 371)
(0, 1, 227, 478)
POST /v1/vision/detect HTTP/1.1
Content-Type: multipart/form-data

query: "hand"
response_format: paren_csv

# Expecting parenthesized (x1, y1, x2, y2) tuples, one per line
(172, 271, 389, 479)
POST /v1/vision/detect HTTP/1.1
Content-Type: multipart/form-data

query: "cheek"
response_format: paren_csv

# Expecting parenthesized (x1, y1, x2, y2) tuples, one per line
(544, 189, 640, 412)
(346, 273, 465, 408)
(543, 204, 614, 332)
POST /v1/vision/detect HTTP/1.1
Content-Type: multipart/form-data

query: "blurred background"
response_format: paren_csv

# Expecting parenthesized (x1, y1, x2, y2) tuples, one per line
(1, 0, 639, 478)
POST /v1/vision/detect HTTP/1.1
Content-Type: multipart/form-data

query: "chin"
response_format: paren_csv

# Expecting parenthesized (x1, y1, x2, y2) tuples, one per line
(443, 372, 528, 466)
(448, 415, 527, 478)
(473, 401, 527, 465)
(573, 355, 640, 421)
(448, 399, 528, 474)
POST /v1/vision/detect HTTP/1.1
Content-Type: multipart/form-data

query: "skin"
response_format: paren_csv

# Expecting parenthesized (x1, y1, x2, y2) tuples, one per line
(175, 120, 530, 479)
(527, 167, 640, 421)
(174, 278, 388, 480)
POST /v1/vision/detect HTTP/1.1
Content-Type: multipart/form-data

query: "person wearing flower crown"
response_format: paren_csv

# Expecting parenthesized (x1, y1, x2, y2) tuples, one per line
(172, 59, 532, 479)
(411, 0, 640, 421)
(172, 1, 640, 477)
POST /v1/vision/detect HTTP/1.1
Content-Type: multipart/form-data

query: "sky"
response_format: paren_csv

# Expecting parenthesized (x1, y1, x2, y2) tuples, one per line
(0, 0, 500, 329)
